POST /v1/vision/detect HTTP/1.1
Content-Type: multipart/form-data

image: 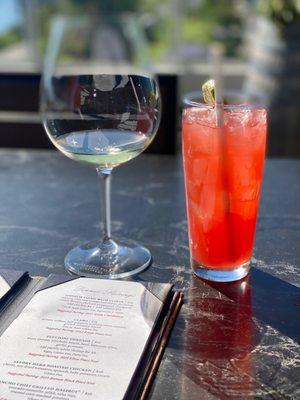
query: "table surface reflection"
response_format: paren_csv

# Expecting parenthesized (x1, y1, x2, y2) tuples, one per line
(0, 150, 299, 399)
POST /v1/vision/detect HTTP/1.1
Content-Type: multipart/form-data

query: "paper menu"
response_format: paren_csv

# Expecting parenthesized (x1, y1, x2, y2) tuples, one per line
(0, 278, 165, 400)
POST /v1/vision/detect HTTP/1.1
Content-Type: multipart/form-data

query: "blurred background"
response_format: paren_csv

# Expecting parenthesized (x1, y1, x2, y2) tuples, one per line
(0, 0, 299, 155)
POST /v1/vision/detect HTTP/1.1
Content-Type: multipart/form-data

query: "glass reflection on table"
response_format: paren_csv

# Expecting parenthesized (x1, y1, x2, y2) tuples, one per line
(181, 275, 259, 399)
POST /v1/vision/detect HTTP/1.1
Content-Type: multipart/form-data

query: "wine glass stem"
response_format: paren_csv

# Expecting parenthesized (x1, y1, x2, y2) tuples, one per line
(97, 168, 112, 243)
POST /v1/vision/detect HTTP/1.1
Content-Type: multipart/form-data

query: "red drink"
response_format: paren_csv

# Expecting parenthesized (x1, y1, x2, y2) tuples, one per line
(182, 102, 267, 281)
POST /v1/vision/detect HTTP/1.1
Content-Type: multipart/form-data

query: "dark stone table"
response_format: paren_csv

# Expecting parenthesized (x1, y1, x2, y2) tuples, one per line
(0, 149, 299, 399)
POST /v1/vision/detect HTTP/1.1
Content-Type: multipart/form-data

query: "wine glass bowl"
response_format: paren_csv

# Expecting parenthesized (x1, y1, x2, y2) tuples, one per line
(40, 16, 161, 278)
(43, 74, 160, 170)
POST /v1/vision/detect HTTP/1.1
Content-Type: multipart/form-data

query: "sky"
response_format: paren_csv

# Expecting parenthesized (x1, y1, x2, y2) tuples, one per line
(0, 0, 22, 33)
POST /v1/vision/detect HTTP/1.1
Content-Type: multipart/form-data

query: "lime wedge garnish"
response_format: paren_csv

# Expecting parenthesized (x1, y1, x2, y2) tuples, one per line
(202, 79, 215, 105)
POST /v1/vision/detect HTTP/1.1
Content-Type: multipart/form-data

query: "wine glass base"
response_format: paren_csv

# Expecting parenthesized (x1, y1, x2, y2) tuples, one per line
(64, 238, 152, 279)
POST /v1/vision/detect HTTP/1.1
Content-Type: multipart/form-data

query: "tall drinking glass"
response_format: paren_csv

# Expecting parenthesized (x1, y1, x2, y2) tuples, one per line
(182, 92, 267, 282)
(40, 16, 161, 278)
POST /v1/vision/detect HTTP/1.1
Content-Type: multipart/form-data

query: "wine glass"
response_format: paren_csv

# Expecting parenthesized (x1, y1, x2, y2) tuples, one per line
(40, 15, 161, 278)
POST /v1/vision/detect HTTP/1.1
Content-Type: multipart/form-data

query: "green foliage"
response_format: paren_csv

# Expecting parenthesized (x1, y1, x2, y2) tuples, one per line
(147, 19, 173, 60)
(35, 0, 144, 54)
(258, 0, 300, 26)
(0, 27, 22, 49)
(58, 0, 142, 13)
(35, 3, 57, 54)
(182, 0, 242, 56)
(0, 0, 244, 61)
(182, 17, 215, 44)
(142, 0, 243, 59)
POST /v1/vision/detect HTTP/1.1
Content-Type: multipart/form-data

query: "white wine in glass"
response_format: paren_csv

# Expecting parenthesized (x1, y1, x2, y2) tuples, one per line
(41, 17, 161, 278)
